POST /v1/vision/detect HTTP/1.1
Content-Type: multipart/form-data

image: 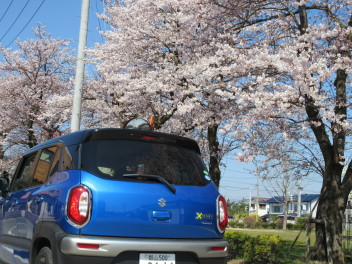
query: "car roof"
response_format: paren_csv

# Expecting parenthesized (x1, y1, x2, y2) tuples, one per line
(26, 128, 201, 155)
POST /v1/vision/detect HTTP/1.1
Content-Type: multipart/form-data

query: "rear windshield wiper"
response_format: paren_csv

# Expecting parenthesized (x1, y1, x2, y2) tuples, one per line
(123, 174, 176, 194)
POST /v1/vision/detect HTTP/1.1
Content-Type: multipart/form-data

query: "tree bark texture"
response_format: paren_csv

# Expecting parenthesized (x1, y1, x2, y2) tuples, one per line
(309, 183, 346, 263)
(306, 68, 349, 264)
(283, 194, 289, 230)
(27, 119, 37, 149)
(207, 125, 221, 188)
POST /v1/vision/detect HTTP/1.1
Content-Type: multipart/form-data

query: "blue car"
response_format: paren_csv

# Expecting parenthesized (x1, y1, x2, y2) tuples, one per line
(0, 126, 228, 264)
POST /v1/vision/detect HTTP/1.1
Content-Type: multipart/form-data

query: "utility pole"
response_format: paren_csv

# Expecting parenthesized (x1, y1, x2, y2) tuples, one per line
(297, 185, 302, 217)
(71, 0, 90, 132)
(249, 185, 252, 215)
(256, 177, 260, 215)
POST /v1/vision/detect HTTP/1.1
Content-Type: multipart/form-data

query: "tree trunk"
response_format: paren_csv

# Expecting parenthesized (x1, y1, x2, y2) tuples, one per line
(27, 127, 37, 148)
(283, 194, 289, 230)
(0, 143, 5, 174)
(0, 145, 4, 160)
(304, 64, 349, 263)
(207, 125, 221, 188)
(309, 176, 346, 264)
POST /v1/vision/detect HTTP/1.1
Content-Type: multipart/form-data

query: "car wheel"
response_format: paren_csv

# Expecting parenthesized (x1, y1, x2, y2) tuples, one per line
(35, 247, 54, 264)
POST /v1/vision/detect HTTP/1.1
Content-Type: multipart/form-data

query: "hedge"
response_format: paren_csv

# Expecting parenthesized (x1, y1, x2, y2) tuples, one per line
(225, 231, 283, 263)
(243, 234, 283, 264)
(225, 231, 251, 259)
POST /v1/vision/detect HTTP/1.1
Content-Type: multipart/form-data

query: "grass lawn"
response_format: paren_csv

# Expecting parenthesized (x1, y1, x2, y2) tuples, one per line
(226, 228, 328, 264)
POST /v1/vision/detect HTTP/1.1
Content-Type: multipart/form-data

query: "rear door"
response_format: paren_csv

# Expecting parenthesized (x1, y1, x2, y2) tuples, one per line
(15, 146, 59, 240)
(0, 146, 61, 264)
(0, 152, 38, 264)
(79, 136, 221, 239)
(81, 174, 220, 238)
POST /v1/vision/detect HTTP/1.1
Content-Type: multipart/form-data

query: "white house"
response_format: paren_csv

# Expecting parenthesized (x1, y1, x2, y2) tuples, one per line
(264, 194, 319, 220)
(249, 197, 270, 216)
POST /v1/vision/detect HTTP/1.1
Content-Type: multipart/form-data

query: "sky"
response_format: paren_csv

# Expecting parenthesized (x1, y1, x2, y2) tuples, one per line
(219, 155, 323, 202)
(0, 0, 323, 201)
(0, 0, 104, 49)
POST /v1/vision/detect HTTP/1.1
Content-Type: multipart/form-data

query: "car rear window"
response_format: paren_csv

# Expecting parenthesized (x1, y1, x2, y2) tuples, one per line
(81, 140, 210, 186)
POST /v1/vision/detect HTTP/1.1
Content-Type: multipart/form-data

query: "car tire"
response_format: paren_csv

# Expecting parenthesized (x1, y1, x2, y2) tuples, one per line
(35, 247, 54, 264)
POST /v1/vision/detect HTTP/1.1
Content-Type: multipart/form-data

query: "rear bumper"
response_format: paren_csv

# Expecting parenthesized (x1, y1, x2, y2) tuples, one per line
(61, 235, 228, 259)
(34, 222, 227, 264)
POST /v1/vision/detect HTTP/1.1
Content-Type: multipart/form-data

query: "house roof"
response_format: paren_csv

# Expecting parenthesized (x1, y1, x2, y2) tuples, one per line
(250, 197, 270, 202)
(300, 194, 320, 202)
(265, 194, 319, 203)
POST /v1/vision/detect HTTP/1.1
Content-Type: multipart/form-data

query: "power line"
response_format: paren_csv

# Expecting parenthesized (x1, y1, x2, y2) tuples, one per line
(0, 0, 15, 24)
(221, 167, 252, 174)
(221, 179, 254, 185)
(221, 176, 257, 181)
(6, 0, 47, 48)
(101, 0, 107, 32)
(0, 0, 31, 42)
(95, 0, 104, 43)
(220, 185, 250, 190)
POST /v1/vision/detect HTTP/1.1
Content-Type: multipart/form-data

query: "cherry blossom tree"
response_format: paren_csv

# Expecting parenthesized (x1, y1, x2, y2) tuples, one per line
(0, 24, 75, 165)
(203, 0, 352, 262)
(87, 0, 243, 186)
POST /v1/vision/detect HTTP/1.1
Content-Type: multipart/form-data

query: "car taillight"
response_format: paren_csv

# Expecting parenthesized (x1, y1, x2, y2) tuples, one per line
(217, 195, 228, 233)
(67, 186, 91, 226)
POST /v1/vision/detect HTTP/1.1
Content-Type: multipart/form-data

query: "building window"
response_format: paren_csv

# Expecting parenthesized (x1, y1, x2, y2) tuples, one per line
(259, 204, 266, 209)
(273, 205, 282, 213)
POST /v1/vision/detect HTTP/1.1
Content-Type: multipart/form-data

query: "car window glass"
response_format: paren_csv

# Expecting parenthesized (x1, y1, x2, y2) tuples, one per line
(61, 145, 78, 171)
(62, 145, 78, 170)
(81, 140, 209, 186)
(13, 153, 37, 191)
(48, 146, 61, 177)
(32, 146, 58, 186)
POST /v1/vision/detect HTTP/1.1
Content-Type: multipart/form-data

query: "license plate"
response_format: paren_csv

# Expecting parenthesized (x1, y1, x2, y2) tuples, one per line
(139, 253, 175, 264)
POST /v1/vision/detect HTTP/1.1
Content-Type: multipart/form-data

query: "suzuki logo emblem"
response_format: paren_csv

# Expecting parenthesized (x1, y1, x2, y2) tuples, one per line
(158, 198, 166, 207)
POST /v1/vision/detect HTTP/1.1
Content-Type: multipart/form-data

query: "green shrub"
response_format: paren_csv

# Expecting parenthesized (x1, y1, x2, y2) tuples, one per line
(276, 218, 284, 229)
(255, 221, 269, 229)
(260, 222, 269, 229)
(250, 213, 261, 221)
(295, 217, 307, 229)
(225, 231, 252, 259)
(269, 222, 277, 229)
(243, 234, 283, 264)
(255, 221, 262, 228)
(236, 222, 245, 228)
(286, 223, 294, 230)
(243, 215, 256, 228)
(228, 221, 237, 228)
(227, 221, 245, 228)
(271, 216, 279, 222)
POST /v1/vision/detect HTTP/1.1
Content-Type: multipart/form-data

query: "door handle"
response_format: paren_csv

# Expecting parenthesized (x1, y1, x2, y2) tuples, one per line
(152, 211, 171, 222)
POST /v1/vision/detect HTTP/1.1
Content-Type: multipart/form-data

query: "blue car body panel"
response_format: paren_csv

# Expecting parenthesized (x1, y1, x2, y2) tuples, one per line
(80, 171, 221, 238)
(43, 170, 81, 235)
